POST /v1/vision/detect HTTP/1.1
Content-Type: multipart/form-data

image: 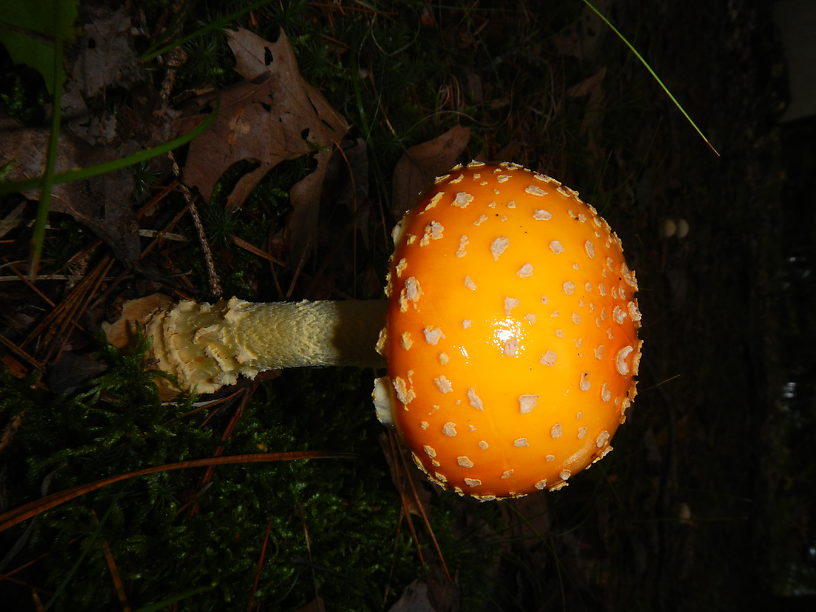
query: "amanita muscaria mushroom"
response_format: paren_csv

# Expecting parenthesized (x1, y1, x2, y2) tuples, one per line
(111, 161, 642, 499)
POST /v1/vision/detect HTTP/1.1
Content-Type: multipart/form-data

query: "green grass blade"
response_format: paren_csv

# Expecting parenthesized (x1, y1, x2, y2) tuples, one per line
(0, 101, 220, 196)
(581, 0, 720, 156)
(28, 32, 64, 278)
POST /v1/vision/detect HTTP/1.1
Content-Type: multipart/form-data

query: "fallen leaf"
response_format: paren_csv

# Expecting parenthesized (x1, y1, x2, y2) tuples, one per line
(180, 28, 349, 262)
(0, 124, 143, 267)
(69, 6, 143, 102)
(390, 125, 471, 217)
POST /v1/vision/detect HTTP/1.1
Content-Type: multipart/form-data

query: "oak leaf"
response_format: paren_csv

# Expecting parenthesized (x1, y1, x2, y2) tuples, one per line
(180, 28, 349, 261)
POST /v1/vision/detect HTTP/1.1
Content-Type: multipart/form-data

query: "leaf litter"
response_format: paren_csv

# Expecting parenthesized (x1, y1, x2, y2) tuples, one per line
(179, 27, 349, 263)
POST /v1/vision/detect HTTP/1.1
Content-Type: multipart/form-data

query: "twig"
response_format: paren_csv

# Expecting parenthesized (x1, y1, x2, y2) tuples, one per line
(167, 151, 222, 298)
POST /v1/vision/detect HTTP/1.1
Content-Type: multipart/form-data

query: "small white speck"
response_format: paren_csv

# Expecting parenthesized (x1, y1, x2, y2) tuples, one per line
(601, 383, 612, 402)
(420, 421, 429, 430)
(616, 346, 634, 375)
(628, 300, 642, 322)
(577, 426, 587, 439)
(456, 235, 469, 258)
(404, 276, 422, 304)
(517, 263, 534, 278)
(549, 240, 564, 254)
(519, 395, 538, 414)
(474, 214, 488, 226)
(400, 331, 413, 350)
(424, 192, 444, 210)
(546, 454, 555, 462)
(613, 305, 627, 324)
(457, 456, 474, 468)
(596, 430, 610, 448)
(540, 350, 557, 366)
(535, 479, 548, 490)
(393, 376, 415, 405)
(560, 469, 571, 481)
(504, 296, 519, 314)
(438, 352, 449, 365)
(462, 319, 472, 329)
(571, 312, 582, 325)
(525, 185, 547, 197)
(504, 339, 519, 357)
(533, 209, 552, 220)
(501, 469, 514, 479)
(423, 326, 445, 345)
(478, 440, 489, 450)
(443, 422, 458, 437)
(580, 372, 591, 392)
(467, 387, 484, 411)
(420, 220, 444, 246)
(491, 236, 510, 260)
(434, 376, 454, 393)
(496, 174, 511, 183)
(464, 275, 477, 290)
(513, 438, 529, 447)
(453, 192, 474, 208)
(563, 281, 576, 295)
(423, 445, 437, 458)
(464, 477, 482, 487)
(506, 199, 516, 208)
(584, 240, 596, 259)
(434, 471, 447, 483)
(550, 424, 562, 439)
(524, 313, 537, 324)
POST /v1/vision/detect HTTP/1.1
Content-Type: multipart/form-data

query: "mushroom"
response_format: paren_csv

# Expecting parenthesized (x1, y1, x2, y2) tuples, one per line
(109, 161, 642, 500)
(374, 161, 642, 499)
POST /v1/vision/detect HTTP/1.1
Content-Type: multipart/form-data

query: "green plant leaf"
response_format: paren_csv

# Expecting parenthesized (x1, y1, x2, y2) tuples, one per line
(0, 0, 78, 93)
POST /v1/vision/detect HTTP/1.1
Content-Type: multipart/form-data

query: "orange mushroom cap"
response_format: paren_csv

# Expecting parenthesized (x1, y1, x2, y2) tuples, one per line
(377, 161, 642, 500)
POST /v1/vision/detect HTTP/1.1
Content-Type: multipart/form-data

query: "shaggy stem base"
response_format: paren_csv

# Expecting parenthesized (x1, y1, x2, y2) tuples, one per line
(147, 298, 387, 394)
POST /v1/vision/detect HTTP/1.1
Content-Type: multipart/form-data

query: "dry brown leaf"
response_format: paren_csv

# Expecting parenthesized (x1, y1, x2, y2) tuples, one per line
(180, 28, 349, 262)
(390, 125, 471, 217)
(0, 124, 143, 267)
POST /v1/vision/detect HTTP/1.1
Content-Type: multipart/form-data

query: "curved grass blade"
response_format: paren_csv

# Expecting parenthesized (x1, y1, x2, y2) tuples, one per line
(581, 0, 720, 156)
(0, 450, 354, 532)
(0, 101, 220, 196)
(28, 32, 65, 278)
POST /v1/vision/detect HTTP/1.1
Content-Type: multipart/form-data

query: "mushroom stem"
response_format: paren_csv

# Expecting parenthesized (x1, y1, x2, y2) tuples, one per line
(145, 297, 387, 394)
